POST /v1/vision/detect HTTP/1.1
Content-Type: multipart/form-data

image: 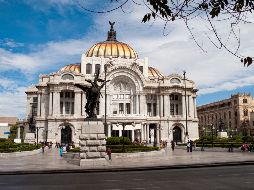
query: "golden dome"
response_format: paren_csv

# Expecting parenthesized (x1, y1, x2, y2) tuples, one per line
(86, 21, 138, 59)
(86, 41, 138, 59)
(148, 67, 163, 78)
(59, 64, 81, 73)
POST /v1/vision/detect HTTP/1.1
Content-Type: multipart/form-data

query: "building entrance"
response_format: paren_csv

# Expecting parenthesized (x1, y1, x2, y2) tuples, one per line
(61, 125, 72, 145)
(173, 126, 181, 143)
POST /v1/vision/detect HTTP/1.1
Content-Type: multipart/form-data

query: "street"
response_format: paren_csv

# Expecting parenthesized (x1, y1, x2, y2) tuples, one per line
(1, 165, 254, 190)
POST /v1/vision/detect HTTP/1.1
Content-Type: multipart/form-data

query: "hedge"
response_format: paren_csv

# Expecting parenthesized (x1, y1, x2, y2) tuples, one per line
(0, 142, 41, 153)
(106, 145, 159, 153)
(106, 137, 132, 145)
(68, 147, 80, 153)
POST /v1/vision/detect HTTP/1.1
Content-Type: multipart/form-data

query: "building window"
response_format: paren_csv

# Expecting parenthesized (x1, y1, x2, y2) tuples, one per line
(65, 92, 70, 98)
(175, 95, 178, 100)
(147, 103, 152, 116)
(252, 121, 254, 126)
(60, 102, 63, 114)
(119, 103, 124, 114)
(65, 102, 70, 114)
(243, 99, 248, 103)
(126, 103, 130, 114)
(170, 95, 174, 100)
(71, 102, 74, 114)
(33, 97, 38, 103)
(139, 66, 143, 73)
(153, 103, 157, 116)
(176, 104, 179, 115)
(170, 104, 174, 115)
(95, 64, 100, 74)
(170, 78, 181, 84)
(62, 74, 74, 80)
(234, 100, 237, 105)
(86, 63, 92, 74)
(244, 109, 248, 116)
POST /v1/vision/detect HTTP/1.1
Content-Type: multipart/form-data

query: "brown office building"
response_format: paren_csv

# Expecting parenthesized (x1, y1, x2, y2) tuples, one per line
(197, 93, 254, 137)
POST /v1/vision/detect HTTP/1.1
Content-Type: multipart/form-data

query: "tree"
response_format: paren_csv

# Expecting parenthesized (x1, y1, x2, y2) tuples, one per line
(77, 0, 254, 66)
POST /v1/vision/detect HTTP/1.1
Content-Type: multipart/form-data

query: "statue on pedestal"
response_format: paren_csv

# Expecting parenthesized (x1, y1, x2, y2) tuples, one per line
(75, 70, 110, 118)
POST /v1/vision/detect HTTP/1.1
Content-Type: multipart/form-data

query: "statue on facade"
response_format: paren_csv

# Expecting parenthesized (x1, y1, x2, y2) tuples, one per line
(74, 70, 110, 118)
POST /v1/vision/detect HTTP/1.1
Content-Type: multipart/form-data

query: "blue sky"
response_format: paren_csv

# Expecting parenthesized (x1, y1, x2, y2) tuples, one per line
(1, 0, 254, 118)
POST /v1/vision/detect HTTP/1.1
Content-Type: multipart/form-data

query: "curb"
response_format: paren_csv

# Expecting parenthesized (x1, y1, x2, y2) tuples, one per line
(1, 161, 254, 175)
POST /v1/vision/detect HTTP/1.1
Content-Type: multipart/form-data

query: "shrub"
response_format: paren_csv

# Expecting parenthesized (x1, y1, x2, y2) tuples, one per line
(68, 147, 80, 153)
(0, 142, 41, 153)
(106, 137, 132, 145)
(106, 145, 159, 153)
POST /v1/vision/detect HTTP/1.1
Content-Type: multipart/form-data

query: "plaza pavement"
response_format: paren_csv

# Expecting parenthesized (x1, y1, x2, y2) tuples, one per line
(0, 146, 254, 174)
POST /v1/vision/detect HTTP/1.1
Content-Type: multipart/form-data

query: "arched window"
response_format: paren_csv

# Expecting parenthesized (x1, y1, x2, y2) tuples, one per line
(244, 109, 248, 116)
(86, 63, 92, 74)
(95, 64, 101, 73)
(62, 74, 74, 80)
(170, 78, 181, 84)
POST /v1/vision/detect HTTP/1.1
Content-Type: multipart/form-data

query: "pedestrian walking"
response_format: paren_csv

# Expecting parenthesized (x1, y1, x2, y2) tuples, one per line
(190, 140, 193, 152)
(171, 140, 175, 151)
(60, 146, 63, 157)
(42, 143, 45, 153)
(106, 148, 112, 160)
(187, 140, 190, 152)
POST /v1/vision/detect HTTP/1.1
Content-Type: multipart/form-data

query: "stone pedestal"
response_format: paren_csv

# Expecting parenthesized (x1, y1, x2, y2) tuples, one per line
(24, 133, 36, 144)
(218, 131, 228, 138)
(79, 119, 108, 167)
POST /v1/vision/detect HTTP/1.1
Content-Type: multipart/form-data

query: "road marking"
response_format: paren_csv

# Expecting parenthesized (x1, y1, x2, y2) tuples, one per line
(104, 180, 121, 182)
(131, 188, 145, 190)
(133, 179, 144, 181)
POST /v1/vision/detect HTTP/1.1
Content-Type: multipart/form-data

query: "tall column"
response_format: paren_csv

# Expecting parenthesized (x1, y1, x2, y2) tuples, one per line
(49, 92, 53, 116)
(140, 95, 146, 115)
(160, 95, 164, 117)
(17, 126, 20, 139)
(119, 129, 122, 137)
(135, 95, 139, 114)
(141, 124, 144, 142)
(156, 95, 160, 116)
(156, 124, 160, 147)
(193, 97, 197, 118)
(107, 124, 111, 137)
(146, 124, 149, 143)
(99, 95, 105, 116)
(131, 130, 135, 142)
(82, 92, 86, 116)
(75, 91, 82, 117)
(37, 93, 41, 116)
(182, 95, 186, 116)
(53, 92, 60, 116)
(164, 95, 170, 117)
(187, 95, 190, 116)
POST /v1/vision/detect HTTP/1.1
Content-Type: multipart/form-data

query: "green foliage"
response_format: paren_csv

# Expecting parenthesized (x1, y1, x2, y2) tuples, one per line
(8, 125, 17, 141)
(106, 145, 159, 153)
(106, 136, 132, 145)
(68, 147, 80, 153)
(0, 138, 7, 142)
(0, 142, 41, 153)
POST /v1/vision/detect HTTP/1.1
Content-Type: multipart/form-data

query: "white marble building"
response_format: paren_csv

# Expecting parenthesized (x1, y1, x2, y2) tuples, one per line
(25, 24, 199, 146)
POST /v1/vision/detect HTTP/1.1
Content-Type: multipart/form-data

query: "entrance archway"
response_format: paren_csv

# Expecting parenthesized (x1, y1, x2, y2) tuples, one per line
(173, 126, 182, 143)
(61, 125, 72, 145)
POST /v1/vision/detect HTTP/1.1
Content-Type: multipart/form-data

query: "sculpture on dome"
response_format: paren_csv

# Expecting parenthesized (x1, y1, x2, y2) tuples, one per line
(74, 70, 110, 118)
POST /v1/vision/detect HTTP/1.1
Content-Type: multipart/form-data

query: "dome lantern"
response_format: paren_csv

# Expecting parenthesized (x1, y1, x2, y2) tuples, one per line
(85, 22, 138, 59)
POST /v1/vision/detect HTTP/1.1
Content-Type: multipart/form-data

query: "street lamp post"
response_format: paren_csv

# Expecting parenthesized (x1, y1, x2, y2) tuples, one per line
(211, 125, 215, 148)
(183, 71, 188, 139)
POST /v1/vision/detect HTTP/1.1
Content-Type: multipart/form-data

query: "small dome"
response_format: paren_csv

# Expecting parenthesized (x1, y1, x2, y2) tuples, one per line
(59, 64, 80, 73)
(148, 67, 163, 78)
(85, 22, 138, 59)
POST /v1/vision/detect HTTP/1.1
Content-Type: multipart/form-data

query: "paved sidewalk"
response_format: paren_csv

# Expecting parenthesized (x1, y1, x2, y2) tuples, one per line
(0, 147, 254, 174)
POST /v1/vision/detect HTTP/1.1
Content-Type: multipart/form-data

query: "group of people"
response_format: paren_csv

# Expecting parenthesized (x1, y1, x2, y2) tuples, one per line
(241, 143, 254, 152)
(186, 139, 194, 152)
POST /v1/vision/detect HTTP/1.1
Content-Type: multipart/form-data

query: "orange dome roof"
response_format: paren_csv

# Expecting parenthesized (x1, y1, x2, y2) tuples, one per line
(85, 22, 138, 59)
(59, 64, 80, 73)
(148, 67, 163, 78)
(86, 41, 138, 59)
